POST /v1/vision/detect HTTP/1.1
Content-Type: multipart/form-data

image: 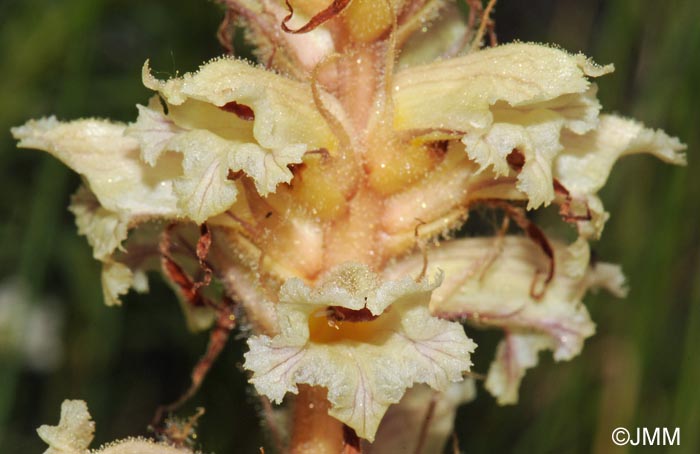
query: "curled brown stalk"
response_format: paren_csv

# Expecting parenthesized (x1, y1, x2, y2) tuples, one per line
(553, 179, 593, 223)
(151, 299, 237, 432)
(476, 200, 555, 300)
(281, 0, 351, 34)
(217, 8, 237, 54)
(151, 225, 238, 432)
(159, 224, 207, 307)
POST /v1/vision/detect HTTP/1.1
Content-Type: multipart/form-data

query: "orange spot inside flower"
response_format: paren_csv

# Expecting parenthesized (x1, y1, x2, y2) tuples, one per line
(308, 307, 396, 344)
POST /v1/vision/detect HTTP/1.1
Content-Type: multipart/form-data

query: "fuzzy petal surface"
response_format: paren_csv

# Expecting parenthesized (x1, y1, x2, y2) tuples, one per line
(244, 263, 475, 441)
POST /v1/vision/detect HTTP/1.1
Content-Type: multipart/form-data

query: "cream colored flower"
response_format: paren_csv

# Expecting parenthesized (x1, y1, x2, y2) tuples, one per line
(38, 400, 196, 454)
(244, 263, 475, 440)
(12, 0, 687, 448)
(363, 381, 476, 453)
(554, 114, 686, 238)
(38, 400, 94, 454)
(393, 43, 685, 237)
(386, 236, 626, 405)
(11, 40, 684, 297)
(11, 55, 341, 304)
(134, 59, 341, 222)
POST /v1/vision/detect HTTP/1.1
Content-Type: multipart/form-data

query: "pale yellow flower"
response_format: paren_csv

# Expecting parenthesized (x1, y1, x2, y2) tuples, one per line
(12, 0, 686, 447)
(386, 236, 626, 404)
(38, 400, 95, 454)
(11, 40, 684, 301)
(362, 381, 476, 453)
(244, 263, 475, 440)
(38, 400, 195, 454)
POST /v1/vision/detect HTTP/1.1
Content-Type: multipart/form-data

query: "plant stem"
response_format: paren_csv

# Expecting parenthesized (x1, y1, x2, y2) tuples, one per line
(290, 386, 343, 454)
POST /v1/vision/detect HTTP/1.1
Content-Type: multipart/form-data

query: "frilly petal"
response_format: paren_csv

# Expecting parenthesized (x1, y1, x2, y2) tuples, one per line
(69, 186, 130, 263)
(557, 114, 686, 195)
(12, 115, 196, 305)
(426, 237, 624, 359)
(244, 263, 475, 441)
(68, 187, 154, 306)
(484, 332, 550, 405)
(100, 261, 137, 308)
(134, 58, 345, 222)
(461, 110, 566, 208)
(142, 58, 339, 152)
(460, 86, 604, 208)
(385, 236, 626, 404)
(555, 114, 686, 237)
(392, 43, 616, 209)
(167, 130, 245, 223)
(11, 116, 181, 218)
(127, 102, 304, 224)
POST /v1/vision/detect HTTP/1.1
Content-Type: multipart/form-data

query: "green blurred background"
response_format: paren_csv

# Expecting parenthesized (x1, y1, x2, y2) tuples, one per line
(0, 0, 698, 452)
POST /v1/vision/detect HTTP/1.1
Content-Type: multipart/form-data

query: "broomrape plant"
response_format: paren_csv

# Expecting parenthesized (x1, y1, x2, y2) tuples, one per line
(13, 0, 686, 452)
